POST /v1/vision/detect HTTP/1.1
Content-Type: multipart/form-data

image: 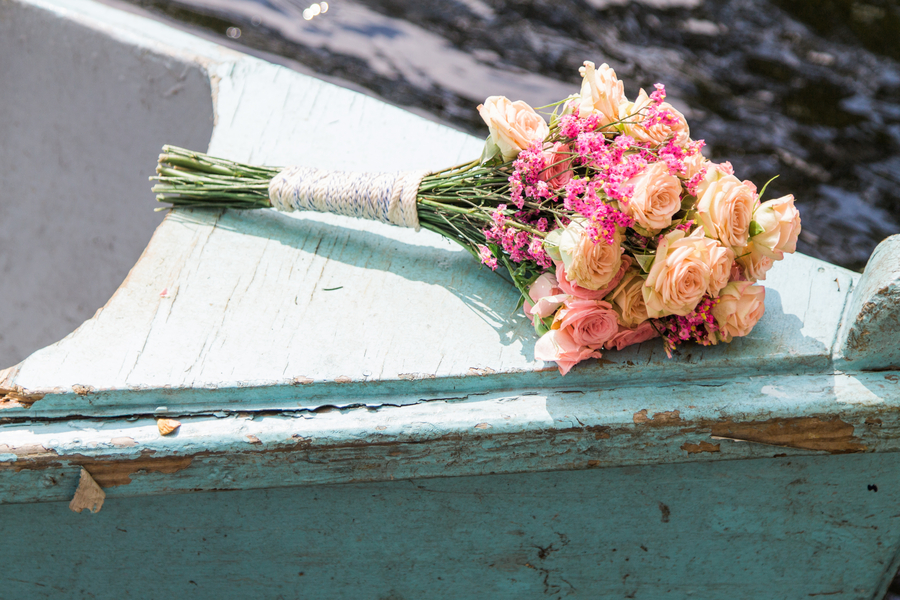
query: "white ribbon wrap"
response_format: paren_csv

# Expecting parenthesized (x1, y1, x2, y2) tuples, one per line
(268, 167, 429, 230)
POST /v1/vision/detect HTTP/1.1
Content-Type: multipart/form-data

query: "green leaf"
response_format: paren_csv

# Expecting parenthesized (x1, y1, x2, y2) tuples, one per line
(634, 253, 656, 273)
(748, 220, 764, 238)
(480, 136, 500, 164)
(631, 223, 656, 238)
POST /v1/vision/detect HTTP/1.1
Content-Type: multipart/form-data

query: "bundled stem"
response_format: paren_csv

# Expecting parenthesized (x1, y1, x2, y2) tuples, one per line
(152, 146, 543, 307)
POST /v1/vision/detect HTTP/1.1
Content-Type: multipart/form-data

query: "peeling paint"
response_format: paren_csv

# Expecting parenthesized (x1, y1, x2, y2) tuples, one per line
(0, 384, 45, 409)
(709, 417, 865, 454)
(0, 444, 193, 487)
(633, 409, 682, 426)
(681, 441, 720, 454)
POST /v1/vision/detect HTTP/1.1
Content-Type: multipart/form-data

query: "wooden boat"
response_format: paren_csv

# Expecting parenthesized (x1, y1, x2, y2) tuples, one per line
(2, 0, 899, 597)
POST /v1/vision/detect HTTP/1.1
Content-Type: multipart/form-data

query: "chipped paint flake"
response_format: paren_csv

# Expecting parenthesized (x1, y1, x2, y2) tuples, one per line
(69, 468, 105, 513)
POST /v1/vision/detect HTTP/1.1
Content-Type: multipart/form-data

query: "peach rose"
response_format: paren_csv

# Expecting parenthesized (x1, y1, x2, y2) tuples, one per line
(556, 256, 631, 301)
(736, 241, 775, 282)
(620, 89, 690, 147)
(554, 299, 620, 349)
(577, 61, 627, 126)
(682, 152, 710, 180)
(622, 161, 683, 231)
(534, 329, 602, 376)
(710, 281, 766, 343)
(606, 321, 659, 351)
(695, 168, 756, 249)
(643, 229, 725, 317)
(607, 270, 649, 328)
(751, 194, 802, 259)
(540, 142, 574, 189)
(478, 96, 549, 161)
(707, 240, 735, 298)
(557, 219, 625, 291)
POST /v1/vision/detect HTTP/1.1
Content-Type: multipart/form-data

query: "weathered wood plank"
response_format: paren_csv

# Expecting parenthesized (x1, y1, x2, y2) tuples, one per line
(2, 452, 900, 599)
(2, 370, 899, 504)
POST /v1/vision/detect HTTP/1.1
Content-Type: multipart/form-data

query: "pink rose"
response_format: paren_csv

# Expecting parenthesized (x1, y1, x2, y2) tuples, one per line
(557, 219, 625, 291)
(736, 241, 775, 282)
(478, 96, 549, 161)
(710, 281, 766, 343)
(524, 272, 568, 320)
(620, 89, 690, 147)
(751, 194, 802, 259)
(622, 161, 684, 231)
(556, 256, 631, 301)
(555, 299, 621, 348)
(540, 142, 574, 189)
(606, 321, 660, 351)
(577, 61, 627, 126)
(607, 269, 649, 328)
(695, 169, 756, 249)
(644, 229, 723, 317)
(534, 329, 602, 376)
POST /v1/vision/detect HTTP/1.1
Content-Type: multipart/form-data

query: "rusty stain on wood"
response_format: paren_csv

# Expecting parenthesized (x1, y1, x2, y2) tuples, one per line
(333, 376, 352, 384)
(709, 417, 865, 454)
(681, 441, 720, 454)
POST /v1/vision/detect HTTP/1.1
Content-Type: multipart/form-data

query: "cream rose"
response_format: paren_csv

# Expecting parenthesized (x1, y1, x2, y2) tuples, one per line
(607, 270, 649, 328)
(751, 194, 802, 259)
(643, 228, 724, 317)
(577, 61, 627, 126)
(622, 161, 683, 231)
(736, 241, 775, 282)
(695, 169, 756, 249)
(710, 281, 766, 343)
(620, 89, 690, 147)
(478, 96, 549, 161)
(558, 219, 624, 291)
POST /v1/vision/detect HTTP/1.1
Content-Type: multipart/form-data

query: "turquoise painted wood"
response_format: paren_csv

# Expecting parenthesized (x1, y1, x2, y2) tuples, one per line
(4, 454, 900, 599)
(2, 0, 900, 597)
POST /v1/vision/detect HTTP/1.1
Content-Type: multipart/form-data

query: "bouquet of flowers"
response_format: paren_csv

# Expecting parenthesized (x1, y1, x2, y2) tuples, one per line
(152, 61, 801, 375)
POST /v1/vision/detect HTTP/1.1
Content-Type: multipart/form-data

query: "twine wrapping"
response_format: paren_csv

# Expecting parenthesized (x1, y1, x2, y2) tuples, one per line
(268, 167, 429, 230)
